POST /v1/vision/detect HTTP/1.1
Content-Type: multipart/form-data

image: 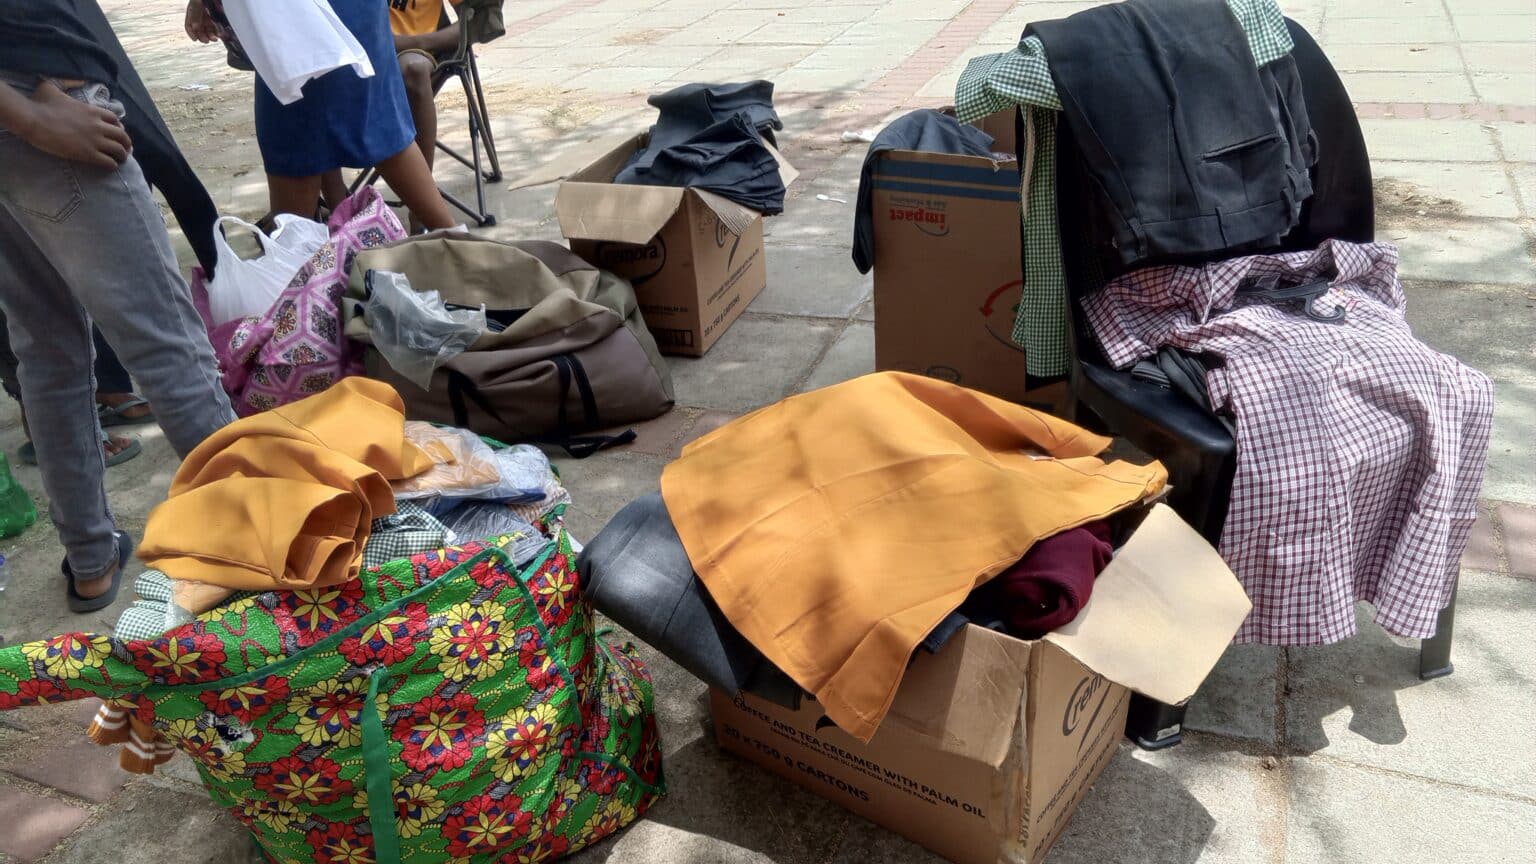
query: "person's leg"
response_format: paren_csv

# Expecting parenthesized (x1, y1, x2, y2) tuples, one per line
(93, 330, 154, 424)
(267, 173, 325, 221)
(320, 169, 348, 212)
(4, 87, 236, 463)
(397, 51, 438, 170)
(0, 203, 117, 594)
(375, 141, 455, 231)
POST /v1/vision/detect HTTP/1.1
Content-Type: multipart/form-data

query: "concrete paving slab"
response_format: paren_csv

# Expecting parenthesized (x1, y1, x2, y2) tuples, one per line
(1511, 164, 1536, 216)
(1386, 216, 1536, 285)
(1286, 572, 1536, 798)
(1325, 0, 1445, 18)
(1183, 644, 1282, 746)
(1449, 13, 1536, 43)
(1401, 281, 1536, 505)
(1325, 43, 1466, 73)
(1494, 122, 1536, 161)
(0, 784, 92, 863)
(800, 322, 876, 392)
(756, 246, 871, 318)
(1374, 160, 1522, 218)
(1500, 502, 1536, 580)
(1473, 72, 1536, 106)
(549, 451, 665, 542)
(48, 784, 262, 864)
(1360, 118, 1500, 162)
(765, 193, 860, 248)
(664, 315, 838, 411)
(1323, 17, 1456, 45)
(1339, 72, 1477, 103)
(1284, 757, 1536, 864)
(1463, 41, 1536, 75)
(1048, 738, 1286, 864)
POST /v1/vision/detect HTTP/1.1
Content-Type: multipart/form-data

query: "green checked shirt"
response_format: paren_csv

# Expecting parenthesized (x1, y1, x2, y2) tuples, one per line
(956, 0, 1293, 377)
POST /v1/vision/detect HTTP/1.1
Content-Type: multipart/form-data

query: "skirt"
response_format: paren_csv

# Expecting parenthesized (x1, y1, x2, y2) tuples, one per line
(253, 0, 416, 177)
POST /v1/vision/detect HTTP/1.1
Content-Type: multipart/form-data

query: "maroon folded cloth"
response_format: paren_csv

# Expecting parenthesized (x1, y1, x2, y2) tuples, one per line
(994, 520, 1114, 639)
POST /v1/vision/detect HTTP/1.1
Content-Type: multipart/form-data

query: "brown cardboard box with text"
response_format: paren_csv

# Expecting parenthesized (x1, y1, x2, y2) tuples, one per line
(712, 504, 1252, 864)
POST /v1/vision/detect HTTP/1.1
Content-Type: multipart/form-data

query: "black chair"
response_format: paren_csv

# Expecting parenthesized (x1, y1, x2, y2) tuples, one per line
(1051, 20, 1459, 750)
(351, 0, 503, 226)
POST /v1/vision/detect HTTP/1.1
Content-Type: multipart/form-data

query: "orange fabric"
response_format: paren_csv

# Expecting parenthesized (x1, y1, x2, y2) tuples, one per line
(389, 0, 460, 37)
(88, 700, 175, 775)
(660, 373, 1167, 741)
(141, 379, 432, 593)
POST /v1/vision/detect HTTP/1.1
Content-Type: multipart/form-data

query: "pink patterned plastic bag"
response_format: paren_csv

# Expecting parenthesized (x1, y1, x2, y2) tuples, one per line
(192, 188, 405, 416)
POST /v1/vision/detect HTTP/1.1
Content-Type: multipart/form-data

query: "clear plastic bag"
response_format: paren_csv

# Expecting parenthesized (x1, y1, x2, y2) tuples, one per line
(393, 424, 552, 505)
(363, 270, 486, 390)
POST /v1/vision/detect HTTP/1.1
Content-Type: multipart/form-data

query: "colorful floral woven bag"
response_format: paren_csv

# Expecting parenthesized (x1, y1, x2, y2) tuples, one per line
(0, 526, 665, 864)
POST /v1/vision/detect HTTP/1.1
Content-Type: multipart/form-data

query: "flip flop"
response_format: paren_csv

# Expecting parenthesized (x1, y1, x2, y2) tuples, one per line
(98, 396, 156, 428)
(63, 530, 134, 613)
(18, 434, 141, 467)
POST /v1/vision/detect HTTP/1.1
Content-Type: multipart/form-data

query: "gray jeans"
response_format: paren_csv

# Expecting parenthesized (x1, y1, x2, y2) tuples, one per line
(0, 81, 235, 581)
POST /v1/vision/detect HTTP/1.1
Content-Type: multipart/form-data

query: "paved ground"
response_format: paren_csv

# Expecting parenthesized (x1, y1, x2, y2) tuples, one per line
(1, 0, 1534, 862)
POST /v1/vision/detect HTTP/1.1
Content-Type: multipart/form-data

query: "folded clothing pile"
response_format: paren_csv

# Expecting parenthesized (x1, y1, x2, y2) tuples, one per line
(615, 81, 787, 214)
(581, 373, 1166, 738)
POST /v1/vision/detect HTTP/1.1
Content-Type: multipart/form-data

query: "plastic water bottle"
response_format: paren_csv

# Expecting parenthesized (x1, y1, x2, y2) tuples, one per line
(0, 452, 36, 538)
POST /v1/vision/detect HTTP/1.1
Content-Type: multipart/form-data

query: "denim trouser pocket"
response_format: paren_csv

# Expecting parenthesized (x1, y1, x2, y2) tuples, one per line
(0, 82, 124, 224)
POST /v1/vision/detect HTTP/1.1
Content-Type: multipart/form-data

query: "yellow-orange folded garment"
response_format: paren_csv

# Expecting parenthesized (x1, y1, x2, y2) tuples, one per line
(660, 372, 1168, 741)
(142, 378, 432, 593)
(170, 377, 434, 496)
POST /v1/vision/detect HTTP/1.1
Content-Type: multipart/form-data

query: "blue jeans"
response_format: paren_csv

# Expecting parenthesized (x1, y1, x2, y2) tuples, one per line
(0, 81, 235, 581)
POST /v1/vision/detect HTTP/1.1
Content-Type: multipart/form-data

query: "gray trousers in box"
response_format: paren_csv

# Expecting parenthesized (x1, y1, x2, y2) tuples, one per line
(0, 81, 235, 582)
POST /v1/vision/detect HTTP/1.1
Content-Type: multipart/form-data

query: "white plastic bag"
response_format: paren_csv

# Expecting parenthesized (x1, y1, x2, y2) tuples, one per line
(221, 0, 375, 105)
(364, 270, 487, 390)
(205, 214, 329, 326)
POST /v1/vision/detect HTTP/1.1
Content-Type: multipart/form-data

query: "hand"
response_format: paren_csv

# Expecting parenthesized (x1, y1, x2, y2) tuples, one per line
(185, 0, 218, 43)
(18, 82, 133, 169)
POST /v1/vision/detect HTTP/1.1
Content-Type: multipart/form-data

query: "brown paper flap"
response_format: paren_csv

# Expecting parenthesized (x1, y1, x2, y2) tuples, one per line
(1043, 504, 1252, 705)
(690, 189, 760, 237)
(506, 132, 642, 190)
(765, 140, 799, 189)
(882, 626, 1032, 768)
(555, 181, 688, 245)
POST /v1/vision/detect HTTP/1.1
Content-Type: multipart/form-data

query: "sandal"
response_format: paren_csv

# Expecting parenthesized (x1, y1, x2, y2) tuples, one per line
(63, 530, 134, 613)
(19, 433, 142, 467)
(97, 396, 156, 428)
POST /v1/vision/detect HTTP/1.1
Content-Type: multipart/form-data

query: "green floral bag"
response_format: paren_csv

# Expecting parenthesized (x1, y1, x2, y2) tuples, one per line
(0, 525, 664, 863)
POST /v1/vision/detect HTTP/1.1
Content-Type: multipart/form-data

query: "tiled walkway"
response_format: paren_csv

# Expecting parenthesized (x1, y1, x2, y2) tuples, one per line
(0, 1, 1533, 862)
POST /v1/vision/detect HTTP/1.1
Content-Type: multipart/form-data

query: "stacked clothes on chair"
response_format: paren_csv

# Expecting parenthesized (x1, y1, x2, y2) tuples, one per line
(955, 0, 1305, 377)
(581, 372, 1166, 739)
(1083, 239, 1493, 644)
(615, 81, 787, 214)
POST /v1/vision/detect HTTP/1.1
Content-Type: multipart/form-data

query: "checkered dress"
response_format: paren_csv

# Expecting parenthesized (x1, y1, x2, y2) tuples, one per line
(1083, 241, 1494, 645)
(956, 0, 1294, 377)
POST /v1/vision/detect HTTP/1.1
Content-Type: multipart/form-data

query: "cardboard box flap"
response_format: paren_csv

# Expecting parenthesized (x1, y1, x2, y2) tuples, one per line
(765, 140, 799, 189)
(555, 181, 689, 245)
(506, 131, 641, 190)
(882, 626, 1032, 768)
(1043, 504, 1252, 705)
(691, 188, 760, 237)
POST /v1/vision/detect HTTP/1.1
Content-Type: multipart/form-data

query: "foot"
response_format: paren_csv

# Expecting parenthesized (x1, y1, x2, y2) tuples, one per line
(73, 556, 119, 600)
(97, 392, 153, 422)
(104, 433, 134, 460)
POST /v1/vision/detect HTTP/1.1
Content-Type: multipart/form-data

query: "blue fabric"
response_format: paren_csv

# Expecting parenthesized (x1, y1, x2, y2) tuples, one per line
(253, 0, 415, 177)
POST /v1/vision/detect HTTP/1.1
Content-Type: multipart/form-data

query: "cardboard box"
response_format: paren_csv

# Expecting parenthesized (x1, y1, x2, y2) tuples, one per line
(513, 132, 797, 357)
(711, 504, 1252, 864)
(871, 110, 1039, 402)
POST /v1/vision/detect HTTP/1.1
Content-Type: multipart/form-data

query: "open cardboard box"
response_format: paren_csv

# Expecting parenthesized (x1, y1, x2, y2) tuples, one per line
(512, 132, 797, 357)
(711, 503, 1252, 864)
(870, 109, 1060, 407)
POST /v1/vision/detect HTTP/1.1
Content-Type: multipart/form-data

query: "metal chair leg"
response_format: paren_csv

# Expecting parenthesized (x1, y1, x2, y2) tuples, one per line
(1126, 693, 1186, 750)
(1419, 583, 1457, 680)
(468, 52, 501, 182)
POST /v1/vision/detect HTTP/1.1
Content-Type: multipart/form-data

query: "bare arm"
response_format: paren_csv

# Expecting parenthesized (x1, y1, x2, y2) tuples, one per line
(0, 80, 132, 169)
(394, 24, 463, 56)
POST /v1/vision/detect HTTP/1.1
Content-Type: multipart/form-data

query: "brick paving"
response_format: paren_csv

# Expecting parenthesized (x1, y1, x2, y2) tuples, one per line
(0, 0, 1534, 862)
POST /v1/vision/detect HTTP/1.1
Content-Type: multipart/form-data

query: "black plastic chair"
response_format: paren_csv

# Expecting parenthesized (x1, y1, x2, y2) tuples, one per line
(351, 0, 503, 226)
(1052, 20, 1459, 750)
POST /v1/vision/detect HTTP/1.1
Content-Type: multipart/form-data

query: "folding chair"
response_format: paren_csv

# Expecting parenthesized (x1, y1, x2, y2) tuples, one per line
(351, 0, 504, 226)
(1050, 19, 1460, 750)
